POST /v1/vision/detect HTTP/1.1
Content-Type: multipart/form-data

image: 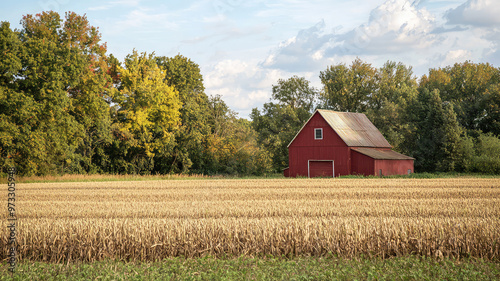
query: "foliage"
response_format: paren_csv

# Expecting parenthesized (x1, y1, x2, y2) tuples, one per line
(251, 76, 317, 171)
(316, 58, 497, 174)
(319, 58, 376, 112)
(155, 54, 210, 173)
(0, 12, 110, 175)
(205, 95, 273, 175)
(404, 88, 472, 172)
(366, 61, 418, 152)
(420, 61, 500, 136)
(318, 60, 418, 153)
(471, 132, 500, 174)
(109, 50, 181, 174)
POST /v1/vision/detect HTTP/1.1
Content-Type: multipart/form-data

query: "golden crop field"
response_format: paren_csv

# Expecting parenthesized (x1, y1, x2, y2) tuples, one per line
(1, 178, 500, 262)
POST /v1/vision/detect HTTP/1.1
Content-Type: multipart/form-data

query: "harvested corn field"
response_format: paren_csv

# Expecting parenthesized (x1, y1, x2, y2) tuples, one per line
(2, 178, 500, 262)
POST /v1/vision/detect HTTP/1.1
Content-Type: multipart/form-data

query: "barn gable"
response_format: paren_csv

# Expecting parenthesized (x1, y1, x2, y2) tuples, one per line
(288, 111, 346, 148)
(288, 109, 392, 148)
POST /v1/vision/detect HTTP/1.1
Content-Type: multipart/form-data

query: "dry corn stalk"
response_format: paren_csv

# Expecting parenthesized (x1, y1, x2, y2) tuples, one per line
(1, 178, 499, 262)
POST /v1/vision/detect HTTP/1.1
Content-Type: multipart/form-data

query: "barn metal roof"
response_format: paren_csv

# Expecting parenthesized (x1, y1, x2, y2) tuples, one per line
(316, 109, 392, 148)
(288, 109, 392, 148)
(351, 148, 414, 160)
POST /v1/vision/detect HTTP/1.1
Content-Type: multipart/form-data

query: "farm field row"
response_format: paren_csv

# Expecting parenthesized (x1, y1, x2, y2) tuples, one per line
(1, 178, 499, 262)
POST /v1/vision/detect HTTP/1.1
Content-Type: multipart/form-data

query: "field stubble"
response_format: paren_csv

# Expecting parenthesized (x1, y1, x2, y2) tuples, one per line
(2, 178, 499, 262)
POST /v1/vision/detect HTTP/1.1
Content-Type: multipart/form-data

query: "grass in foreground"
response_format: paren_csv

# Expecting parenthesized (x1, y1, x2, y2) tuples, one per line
(1, 256, 499, 280)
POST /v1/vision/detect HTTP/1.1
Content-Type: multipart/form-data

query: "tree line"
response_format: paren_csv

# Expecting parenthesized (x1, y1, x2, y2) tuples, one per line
(0, 11, 272, 176)
(1, 12, 499, 176)
(252, 59, 500, 174)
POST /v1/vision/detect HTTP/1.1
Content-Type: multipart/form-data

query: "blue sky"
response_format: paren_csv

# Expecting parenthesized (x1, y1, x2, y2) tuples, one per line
(2, 0, 499, 118)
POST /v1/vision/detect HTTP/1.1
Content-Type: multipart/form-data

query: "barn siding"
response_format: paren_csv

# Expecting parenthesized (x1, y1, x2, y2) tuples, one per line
(289, 146, 350, 177)
(351, 150, 375, 176)
(288, 113, 350, 177)
(375, 159, 414, 176)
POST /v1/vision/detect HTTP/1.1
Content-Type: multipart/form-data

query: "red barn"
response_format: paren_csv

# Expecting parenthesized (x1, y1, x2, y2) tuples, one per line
(283, 109, 414, 178)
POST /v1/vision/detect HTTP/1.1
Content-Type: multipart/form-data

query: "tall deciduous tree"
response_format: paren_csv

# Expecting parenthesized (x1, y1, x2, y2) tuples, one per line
(478, 84, 500, 136)
(251, 76, 317, 171)
(110, 50, 181, 174)
(156, 54, 210, 173)
(2, 12, 95, 175)
(0, 22, 23, 171)
(207, 95, 272, 175)
(371, 61, 417, 109)
(319, 58, 376, 112)
(420, 61, 500, 135)
(0, 22, 21, 86)
(61, 12, 113, 173)
(366, 61, 418, 152)
(405, 88, 472, 172)
(1, 12, 114, 175)
(272, 76, 316, 111)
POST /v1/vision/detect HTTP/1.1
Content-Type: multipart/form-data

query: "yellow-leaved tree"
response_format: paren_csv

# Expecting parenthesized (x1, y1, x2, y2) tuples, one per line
(110, 50, 181, 174)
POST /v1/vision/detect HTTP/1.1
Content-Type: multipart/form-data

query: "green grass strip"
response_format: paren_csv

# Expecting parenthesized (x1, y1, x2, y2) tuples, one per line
(1, 256, 499, 280)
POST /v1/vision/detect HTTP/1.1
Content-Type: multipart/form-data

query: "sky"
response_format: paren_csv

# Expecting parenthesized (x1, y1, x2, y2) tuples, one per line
(2, 0, 500, 119)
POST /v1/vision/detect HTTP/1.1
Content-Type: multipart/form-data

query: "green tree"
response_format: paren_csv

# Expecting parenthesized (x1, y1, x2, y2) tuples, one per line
(206, 95, 272, 175)
(251, 76, 317, 171)
(420, 61, 500, 135)
(319, 58, 376, 112)
(319, 59, 418, 153)
(155, 54, 211, 173)
(405, 88, 471, 172)
(1, 12, 114, 175)
(3, 12, 90, 175)
(61, 12, 113, 173)
(366, 61, 418, 152)
(477, 84, 500, 136)
(272, 76, 316, 111)
(0, 22, 21, 86)
(110, 50, 181, 174)
(0, 22, 22, 171)
(371, 61, 417, 109)
(471, 132, 500, 174)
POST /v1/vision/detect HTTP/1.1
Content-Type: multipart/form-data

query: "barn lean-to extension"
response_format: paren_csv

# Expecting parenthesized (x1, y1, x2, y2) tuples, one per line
(283, 109, 414, 178)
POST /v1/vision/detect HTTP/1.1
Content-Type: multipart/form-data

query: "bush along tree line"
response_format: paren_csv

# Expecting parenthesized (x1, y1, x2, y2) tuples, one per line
(1, 12, 500, 176)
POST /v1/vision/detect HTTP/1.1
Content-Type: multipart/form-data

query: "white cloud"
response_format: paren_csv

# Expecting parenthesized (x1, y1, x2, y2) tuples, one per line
(263, 0, 439, 73)
(440, 49, 473, 66)
(443, 1, 500, 67)
(262, 20, 334, 72)
(204, 59, 293, 118)
(202, 15, 226, 23)
(445, 0, 500, 26)
(348, 0, 436, 53)
(199, 0, 500, 118)
(482, 30, 500, 65)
